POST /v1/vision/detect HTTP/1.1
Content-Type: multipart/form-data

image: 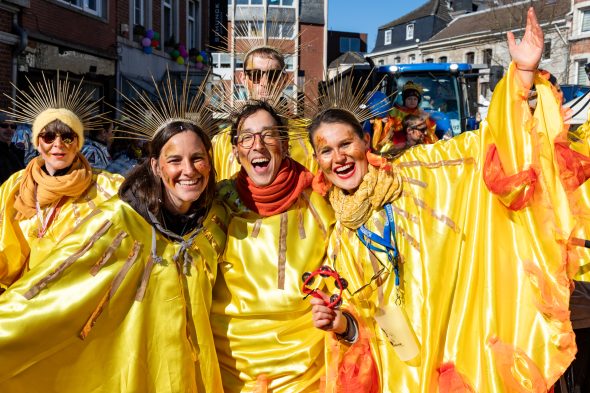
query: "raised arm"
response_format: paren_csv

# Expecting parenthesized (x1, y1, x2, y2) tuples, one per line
(506, 7, 543, 89)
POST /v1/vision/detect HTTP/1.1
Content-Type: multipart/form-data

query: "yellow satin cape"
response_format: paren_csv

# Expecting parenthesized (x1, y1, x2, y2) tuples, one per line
(0, 197, 228, 392)
(0, 168, 123, 288)
(212, 120, 318, 181)
(211, 180, 334, 392)
(323, 63, 580, 392)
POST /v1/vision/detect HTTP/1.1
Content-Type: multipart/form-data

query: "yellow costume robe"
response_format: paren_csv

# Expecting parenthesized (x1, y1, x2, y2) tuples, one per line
(0, 168, 123, 288)
(0, 197, 228, 393)
(211, 180, 334, 392)
(212, 121, 318, 181)
(324, 63, 581, 392)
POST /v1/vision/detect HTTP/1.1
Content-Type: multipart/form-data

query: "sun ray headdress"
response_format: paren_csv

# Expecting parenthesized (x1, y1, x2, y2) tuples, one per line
(2, 71, 104, 149)
(114, 69, 219, 141)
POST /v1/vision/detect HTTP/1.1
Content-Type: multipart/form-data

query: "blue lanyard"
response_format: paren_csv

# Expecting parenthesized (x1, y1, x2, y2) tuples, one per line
(356, 204, 400, 286)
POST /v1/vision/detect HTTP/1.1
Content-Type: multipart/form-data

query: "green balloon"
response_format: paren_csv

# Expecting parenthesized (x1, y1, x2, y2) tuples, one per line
(153, 31, 160, 40)
(171, 50, 180, 58)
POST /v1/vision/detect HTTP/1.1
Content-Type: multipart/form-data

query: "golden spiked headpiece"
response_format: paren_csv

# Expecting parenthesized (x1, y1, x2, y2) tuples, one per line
(2, 71, 103, 149)
(114, 69, 219, 141)
(309, 68, 393, 124)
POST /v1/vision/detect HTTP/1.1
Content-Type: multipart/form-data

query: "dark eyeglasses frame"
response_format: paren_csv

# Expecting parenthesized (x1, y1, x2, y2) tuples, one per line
(244, 69, 285, 85)
(38, 130, 78, 145)
(233, 130, 282, 148)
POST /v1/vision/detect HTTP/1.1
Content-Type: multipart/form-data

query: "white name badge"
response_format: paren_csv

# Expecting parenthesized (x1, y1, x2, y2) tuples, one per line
(374, 304, 420, 361)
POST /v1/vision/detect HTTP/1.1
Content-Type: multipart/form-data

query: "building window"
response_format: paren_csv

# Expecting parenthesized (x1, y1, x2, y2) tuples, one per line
(384, 30, 392, 45)
(465, 51, 474, 64)
(409, 54, 416, 64)
(542, 40, 551, 60)
(577, 59, 589, 85)
(237, 0, 263, 4)
(582, 10, 590, 32)
(162, 0, 178, 47)
(377, 59, 384, 65)
(235, 21, 264, 38)
(212, 53, 232, 68)
(59, 0, 105, 17)
(134, 0, 145, 26)
(268, 0, 294, 6)
(425, 58, 434, 63)
(482, 48, 493, 66)
(187, 0, 198, 50)
(406, 23, 414, 40)
(394, 56, 401, 63)
(339, 37, 361, 53)
(267, 22, 294, 39)
(284, 56, 294, 71)
(438, 56, 447, 63)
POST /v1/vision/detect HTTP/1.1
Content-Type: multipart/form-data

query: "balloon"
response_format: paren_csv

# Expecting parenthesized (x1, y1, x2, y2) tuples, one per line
(151, 40, 159, 48)
(178, 43, 185, 51)
(200, 50, 207, 57)
(143, 46, 153, 54)
(141, 37, 151, 47)
(195, 62, 204, 70)
(176, 57, 185, 65)
(179, 49, 188, 58)
(171, 50, 180, 59)
(153, 31, 160, 40)
(196, 55, 203, 62)
(146, 29, 154, 39)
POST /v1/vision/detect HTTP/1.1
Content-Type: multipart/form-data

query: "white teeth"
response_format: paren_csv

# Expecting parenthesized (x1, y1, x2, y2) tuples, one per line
(335, 163, 353, 174)
(178, 180, 198, 186)
(252, 158, 269, 164)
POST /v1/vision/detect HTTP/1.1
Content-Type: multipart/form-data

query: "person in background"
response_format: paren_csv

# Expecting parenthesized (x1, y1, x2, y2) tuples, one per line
(81, 121, 113, 169)
(0, 115, 24, 184)
(106, 129, 144, 176)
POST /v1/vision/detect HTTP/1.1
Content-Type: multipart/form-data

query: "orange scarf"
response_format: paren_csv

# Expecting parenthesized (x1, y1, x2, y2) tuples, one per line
(236, 157, 314, 217)
(14, 153, 94, 219)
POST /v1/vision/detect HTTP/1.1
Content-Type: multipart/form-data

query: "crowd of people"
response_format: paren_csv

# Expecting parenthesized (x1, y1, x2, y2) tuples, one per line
(0, 7, 589, 393)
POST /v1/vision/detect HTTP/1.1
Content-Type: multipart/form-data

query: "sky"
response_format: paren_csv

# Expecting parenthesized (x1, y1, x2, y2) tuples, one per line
(327, 0, 430, 52)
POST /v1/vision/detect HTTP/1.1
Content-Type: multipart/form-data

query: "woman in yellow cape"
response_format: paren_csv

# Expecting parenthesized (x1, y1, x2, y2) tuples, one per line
(0, 75, 228, 392)
(0, 75, 123, 289)
(307, 8, 581, 392)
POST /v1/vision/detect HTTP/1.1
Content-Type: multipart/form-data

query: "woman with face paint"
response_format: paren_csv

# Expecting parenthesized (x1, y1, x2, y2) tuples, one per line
(0, 76, 227, 392)
(0, 76, 123, 290)
(307, 8, 582, 392)
(210, 100, 335, 392)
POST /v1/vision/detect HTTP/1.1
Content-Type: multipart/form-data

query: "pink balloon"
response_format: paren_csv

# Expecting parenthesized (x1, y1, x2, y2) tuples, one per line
(141, 37, 151, 47)
(195, 62, 204, 70)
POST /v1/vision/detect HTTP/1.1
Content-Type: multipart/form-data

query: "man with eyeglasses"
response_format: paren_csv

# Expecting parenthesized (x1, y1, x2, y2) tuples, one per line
(211, 100, 334, 392)
(0, 117, 24, 184)
(213, 46, 317, 180)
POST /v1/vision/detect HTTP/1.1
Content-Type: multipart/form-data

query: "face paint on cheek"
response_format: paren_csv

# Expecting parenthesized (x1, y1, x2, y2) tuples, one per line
(313, 135, 328, 152)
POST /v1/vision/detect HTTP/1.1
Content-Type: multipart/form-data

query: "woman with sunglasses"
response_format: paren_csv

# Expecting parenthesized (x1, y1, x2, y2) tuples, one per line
(307, 8, 581, 392)
(210, 100, 335, 392)
(0, 77, 123, 290)
(0, 77, 227, 392)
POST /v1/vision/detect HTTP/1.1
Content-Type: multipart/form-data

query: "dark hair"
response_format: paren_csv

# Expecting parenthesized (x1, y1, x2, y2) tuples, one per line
(43, 119, 74, 134)
(244, 47, 285, 70)
(402, 114, 422, 132)
(308, 108, 364, 149)
(230, 100, 286, 144)
(119, 121, 216, 223)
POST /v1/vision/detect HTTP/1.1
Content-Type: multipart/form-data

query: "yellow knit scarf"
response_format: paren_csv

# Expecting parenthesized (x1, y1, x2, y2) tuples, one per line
(329, 165, 403, 230)
(14, 153, 94, 219)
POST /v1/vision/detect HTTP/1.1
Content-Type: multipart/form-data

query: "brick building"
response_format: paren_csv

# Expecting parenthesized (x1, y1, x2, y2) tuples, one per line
(0, 0, 212, 113)
(210, 0, 327, 110)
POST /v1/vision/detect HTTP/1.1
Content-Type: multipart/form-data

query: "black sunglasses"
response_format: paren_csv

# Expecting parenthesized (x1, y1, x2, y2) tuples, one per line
(0, 123, 16, 129)
(244, 69, 284, 84)
(38, 130, 78, 145)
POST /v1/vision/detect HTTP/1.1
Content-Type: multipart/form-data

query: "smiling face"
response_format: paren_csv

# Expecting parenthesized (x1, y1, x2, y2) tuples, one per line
(240, 54, 287, 100)
(37, 128, 79, 175)
(151, 131, 211, 215)
(312, 121, 370, 193)
(232, 108, 287, 187)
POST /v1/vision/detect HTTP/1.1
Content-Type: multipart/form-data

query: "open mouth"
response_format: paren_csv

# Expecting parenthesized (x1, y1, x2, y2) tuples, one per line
(334, 162, 355, 179)
(251, 157, 270, 173)
(177, 179, 201, 189)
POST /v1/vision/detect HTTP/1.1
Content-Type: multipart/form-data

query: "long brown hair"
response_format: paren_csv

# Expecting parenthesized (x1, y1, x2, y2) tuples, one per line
(119, 121, 216, 223)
